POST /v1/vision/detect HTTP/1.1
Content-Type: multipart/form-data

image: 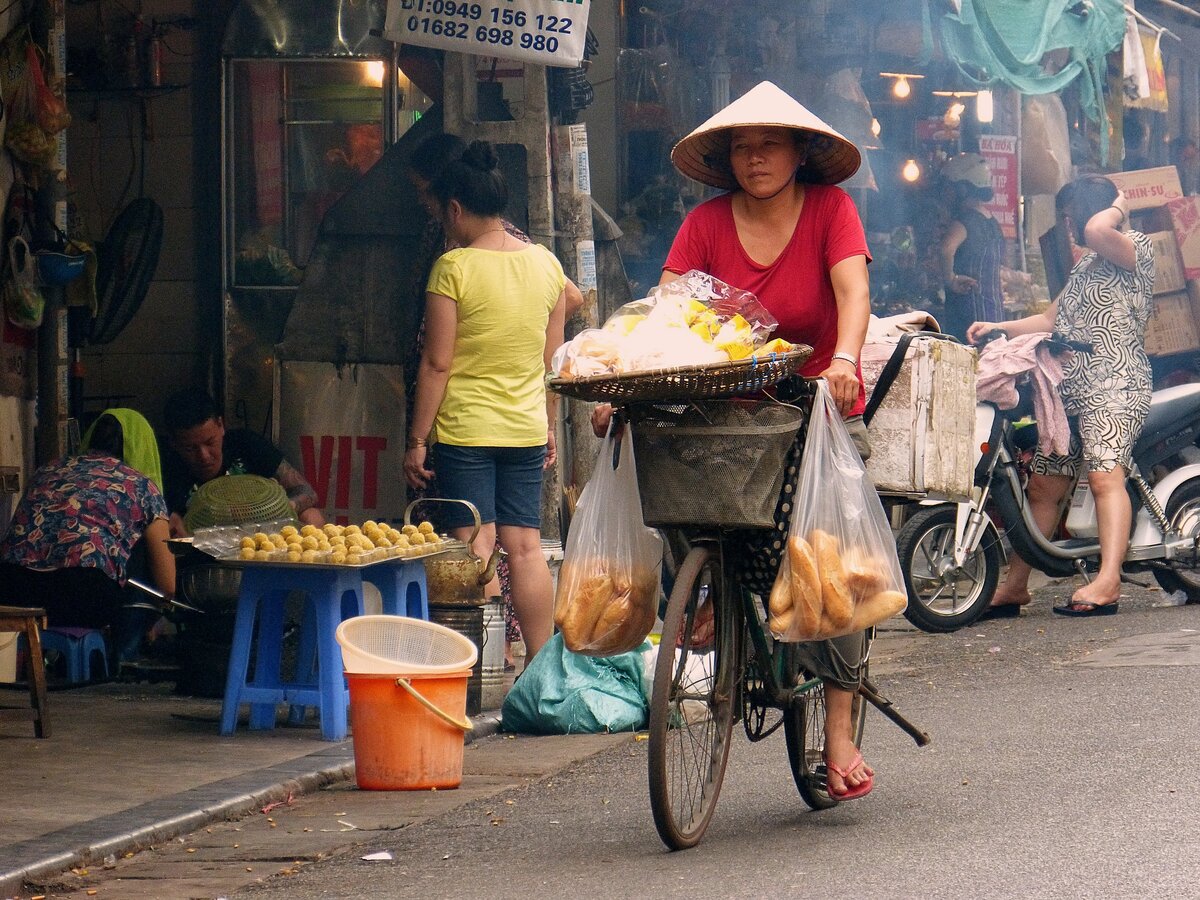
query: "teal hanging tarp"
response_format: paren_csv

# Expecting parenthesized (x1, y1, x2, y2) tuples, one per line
(941, 0, 1126, 159)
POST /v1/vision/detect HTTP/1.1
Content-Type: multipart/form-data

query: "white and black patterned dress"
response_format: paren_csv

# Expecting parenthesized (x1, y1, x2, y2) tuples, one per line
(1037, 230, 1154, 475)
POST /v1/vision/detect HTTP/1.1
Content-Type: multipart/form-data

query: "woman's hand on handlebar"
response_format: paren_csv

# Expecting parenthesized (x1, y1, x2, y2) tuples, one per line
(965, 321, 1004, 346)
(820, 358, 859, 416)
(591, 403, 614, 438)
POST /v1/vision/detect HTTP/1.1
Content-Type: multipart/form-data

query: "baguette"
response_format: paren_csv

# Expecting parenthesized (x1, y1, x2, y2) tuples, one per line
(848, 589, 908, 631)
(842, 545, 888, 601)
(810, 529, 853, 629)
(558, 569, 614, 652)
(787, 536, 822, 637)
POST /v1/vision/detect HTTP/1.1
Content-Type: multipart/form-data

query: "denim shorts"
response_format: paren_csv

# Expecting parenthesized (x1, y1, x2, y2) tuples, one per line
(431, 443, 547, 529)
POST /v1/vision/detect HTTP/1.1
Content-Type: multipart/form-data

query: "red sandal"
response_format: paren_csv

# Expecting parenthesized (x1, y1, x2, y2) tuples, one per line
(825, 750, 874, 801)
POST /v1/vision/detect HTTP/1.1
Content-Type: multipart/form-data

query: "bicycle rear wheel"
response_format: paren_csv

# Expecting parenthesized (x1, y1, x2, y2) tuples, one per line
(783, 654, 868, 810)
(648, 545, 738, 850)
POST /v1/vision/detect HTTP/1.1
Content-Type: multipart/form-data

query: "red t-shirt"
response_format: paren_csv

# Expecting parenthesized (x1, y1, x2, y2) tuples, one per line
(663, 185, 872, 415)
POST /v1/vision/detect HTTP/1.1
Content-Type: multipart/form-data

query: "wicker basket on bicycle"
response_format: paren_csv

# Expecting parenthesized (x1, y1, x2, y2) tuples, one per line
(547, 347, 811, 405)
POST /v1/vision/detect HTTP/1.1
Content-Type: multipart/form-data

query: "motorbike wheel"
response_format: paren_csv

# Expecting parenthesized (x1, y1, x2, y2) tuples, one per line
(896, 505, 1002, 633)
(1153, 478, 1200, 601)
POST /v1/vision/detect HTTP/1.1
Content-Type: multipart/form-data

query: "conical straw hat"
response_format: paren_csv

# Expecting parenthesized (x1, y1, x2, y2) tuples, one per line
(671, 81, 862, 190)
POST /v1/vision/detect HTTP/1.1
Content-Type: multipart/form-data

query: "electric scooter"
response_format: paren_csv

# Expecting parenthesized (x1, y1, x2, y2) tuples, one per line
(897, 335, 1200, 632)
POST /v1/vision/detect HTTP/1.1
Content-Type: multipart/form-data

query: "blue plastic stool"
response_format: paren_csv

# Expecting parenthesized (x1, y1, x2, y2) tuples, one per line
(366, 559, 431, 619)
(287, 559, 431, 726)
(219, 566, 366, 741)
(35, 627, 109, 684)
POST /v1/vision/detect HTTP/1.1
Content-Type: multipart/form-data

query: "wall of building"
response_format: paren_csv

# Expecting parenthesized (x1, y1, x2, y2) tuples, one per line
(65, 0, 206, 430)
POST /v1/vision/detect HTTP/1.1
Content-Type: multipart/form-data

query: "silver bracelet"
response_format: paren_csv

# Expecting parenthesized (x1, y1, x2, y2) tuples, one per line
(831, 351, 858, 367)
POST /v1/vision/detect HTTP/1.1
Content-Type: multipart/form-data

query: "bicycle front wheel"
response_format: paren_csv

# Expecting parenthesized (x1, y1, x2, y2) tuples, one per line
(783, 655, 868, 811)
(648, 545, 738, 850)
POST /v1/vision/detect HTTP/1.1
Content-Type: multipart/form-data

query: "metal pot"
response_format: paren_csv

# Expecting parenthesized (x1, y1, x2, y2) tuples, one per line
(410, 499, 499, 607)
(178, 563, 243, 615)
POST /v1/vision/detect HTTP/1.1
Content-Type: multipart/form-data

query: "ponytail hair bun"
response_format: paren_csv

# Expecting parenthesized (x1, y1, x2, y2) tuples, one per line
(461, 140, 500, 173)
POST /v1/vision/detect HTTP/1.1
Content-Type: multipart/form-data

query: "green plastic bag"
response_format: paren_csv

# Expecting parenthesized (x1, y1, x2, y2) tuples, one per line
(500, 633, 649, 735)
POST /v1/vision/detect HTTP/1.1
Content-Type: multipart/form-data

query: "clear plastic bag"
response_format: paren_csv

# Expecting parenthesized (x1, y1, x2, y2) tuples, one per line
(555, 424, 663, 657)
(768, 382, 907, 641)
(552, 269, 788, 378)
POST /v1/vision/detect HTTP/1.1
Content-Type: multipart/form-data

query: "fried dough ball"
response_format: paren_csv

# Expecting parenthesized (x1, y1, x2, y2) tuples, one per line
(300, 535, 319, 551)
(402, 524, 418, 536)
(417, 521, 435, 535)
(301, 549, 319, 563)
(322, 523, 341, 537)
(240, 536, 256, 550)
(282, 525, 300, 538)
(240, 546, 256, 560)
(286, 550, 302, 562)
(254, 549, 271, 561)
(330, 550, 347, 564)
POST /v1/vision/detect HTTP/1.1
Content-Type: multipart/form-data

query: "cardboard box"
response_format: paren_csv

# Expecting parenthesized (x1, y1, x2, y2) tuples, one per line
(1144, 290, 1200, 357)
(861, 336, 977, 501)
(1167, 195, 1200, 280)
(1108, 166, 1184, 211)
(1150, 231, 1187, 294)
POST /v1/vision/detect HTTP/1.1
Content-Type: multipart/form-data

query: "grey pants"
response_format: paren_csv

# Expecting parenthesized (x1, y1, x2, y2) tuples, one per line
(797, 414, 871, 691)
(793, 628, 869, 692)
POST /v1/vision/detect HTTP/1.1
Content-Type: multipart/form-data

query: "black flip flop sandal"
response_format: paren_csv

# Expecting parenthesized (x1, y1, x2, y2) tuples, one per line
(1052, 600, 1119, 617)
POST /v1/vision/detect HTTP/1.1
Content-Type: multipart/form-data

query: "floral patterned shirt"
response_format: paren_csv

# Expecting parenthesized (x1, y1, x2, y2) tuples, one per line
(0, 453, 168, 584)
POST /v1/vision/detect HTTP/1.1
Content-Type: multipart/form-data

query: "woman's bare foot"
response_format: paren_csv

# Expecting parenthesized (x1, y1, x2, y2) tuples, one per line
(824, 731, 873, 796)
(988, 587, 1032, 609)
(1070, 579, 1120, 607)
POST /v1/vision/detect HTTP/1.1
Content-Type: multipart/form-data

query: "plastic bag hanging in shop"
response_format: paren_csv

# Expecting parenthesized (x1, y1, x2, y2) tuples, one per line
(554, 424, 662, 657)
(767, 382, 906, 641)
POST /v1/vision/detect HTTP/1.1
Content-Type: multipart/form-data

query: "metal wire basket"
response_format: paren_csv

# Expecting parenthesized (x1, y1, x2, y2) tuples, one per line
(548, 347, 813, 403)
(629, 400, 807, 529)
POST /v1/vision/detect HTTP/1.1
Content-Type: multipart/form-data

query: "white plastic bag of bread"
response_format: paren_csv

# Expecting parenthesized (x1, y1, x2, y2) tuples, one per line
(554, 424, 664, 656)
(768, 382, 907, 641)
(550, 269, 796, 379)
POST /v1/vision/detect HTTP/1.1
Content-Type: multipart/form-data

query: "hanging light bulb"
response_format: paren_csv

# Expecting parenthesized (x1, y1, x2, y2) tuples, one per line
(976, 89, 994, 123)
(871, 118, 882, 138)
(902, 158, 921, 183)
(881, 72, 922, 100)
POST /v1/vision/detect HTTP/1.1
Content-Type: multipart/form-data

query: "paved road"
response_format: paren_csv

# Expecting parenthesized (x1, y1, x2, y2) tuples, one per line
(42, 581, 1200, 899)
(236, 585, 1200, 900)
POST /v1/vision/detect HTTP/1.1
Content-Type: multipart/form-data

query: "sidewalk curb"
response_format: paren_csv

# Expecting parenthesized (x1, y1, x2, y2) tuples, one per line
(0, 710, 504, 897)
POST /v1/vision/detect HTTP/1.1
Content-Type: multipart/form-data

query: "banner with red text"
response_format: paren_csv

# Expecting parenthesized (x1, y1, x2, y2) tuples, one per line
(276, 362, 406, 526)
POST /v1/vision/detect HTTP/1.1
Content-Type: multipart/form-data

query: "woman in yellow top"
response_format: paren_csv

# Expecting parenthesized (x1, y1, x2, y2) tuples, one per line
(404, 140, 568, 662)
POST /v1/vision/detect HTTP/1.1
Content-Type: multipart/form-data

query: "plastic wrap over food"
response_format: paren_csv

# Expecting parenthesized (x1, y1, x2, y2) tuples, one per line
(552, 269, 795, 378)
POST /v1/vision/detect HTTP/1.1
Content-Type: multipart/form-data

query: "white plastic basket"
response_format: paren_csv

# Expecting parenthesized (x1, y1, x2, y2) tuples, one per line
(336, 615, 478, 675)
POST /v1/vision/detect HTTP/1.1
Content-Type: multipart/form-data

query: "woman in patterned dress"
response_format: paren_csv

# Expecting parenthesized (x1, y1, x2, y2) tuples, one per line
(968, 174, 1154, 617)
(0, 411, 176, 657)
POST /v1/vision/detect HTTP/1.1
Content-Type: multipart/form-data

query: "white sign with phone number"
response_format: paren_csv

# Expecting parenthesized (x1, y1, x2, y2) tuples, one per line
(384, 0, 590, 68)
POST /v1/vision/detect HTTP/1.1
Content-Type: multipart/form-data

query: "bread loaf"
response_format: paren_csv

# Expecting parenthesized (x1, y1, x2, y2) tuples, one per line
(810, 529, 853, 629)
(848, 589, 908, 631)
(557, 559, 659, 654)
(842, 545, 888, 601)
(787, 536, 822, 636)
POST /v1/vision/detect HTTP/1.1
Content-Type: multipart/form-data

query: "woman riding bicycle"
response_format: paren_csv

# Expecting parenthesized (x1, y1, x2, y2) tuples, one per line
(596, 81, 875, 799)
(968, 174, 1154, 617)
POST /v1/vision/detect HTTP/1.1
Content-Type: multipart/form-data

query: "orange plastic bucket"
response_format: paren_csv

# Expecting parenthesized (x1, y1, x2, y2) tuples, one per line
(347, 670, 472, 790)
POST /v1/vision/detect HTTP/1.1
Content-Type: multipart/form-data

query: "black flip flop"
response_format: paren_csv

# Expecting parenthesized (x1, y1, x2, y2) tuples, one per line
(976, 603, 1023, 621)
(1052, 600, 1119, 617)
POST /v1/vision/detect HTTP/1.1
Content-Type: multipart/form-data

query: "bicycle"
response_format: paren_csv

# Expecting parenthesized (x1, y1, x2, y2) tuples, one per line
(626, 389, 930, 851)
(550, 351, 929, 851)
